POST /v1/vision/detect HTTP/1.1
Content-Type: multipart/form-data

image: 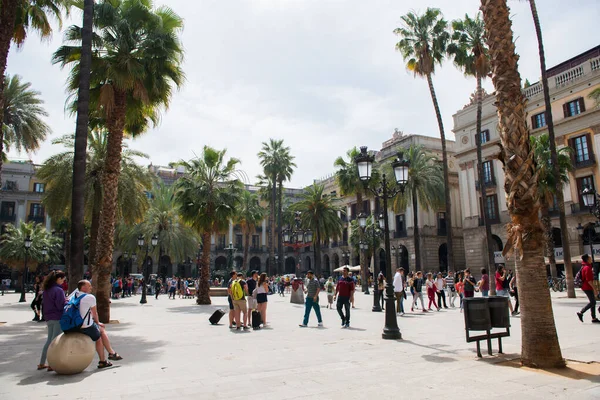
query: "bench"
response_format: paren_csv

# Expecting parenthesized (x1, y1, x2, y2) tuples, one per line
(209, 287, 228, 297)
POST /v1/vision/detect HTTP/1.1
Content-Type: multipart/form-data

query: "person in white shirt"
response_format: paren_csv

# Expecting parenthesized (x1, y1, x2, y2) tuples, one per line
(69, 280, 123, 368)
(435, 272, 448, 309)
(393, 268, 405, 315)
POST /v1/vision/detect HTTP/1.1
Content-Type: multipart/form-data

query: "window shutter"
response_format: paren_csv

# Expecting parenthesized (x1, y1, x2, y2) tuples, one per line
(585, 133, 594, 161)
(563, 103, 569, 118)
(576, 177, 583, 205)
(568, 138, 576, 164)
(579, 97, 586, 113)
(531, 115, 536, 129)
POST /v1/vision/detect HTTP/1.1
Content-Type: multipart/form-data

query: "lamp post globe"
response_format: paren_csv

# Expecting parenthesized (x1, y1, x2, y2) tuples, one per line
(595, 222, 600, 235)
(358, 213, 368, 229)
(355, 146, 375, 182)
(582, 186, 596, 208)
(304, 230, 313, 243)
(151, 234, 159, 247)
(576, 223, 584, 237)
(378, 214, 385, 230)
(392, 152, 410, 187)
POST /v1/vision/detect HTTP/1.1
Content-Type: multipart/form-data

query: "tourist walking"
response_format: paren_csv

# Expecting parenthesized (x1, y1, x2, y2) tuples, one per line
(577, 254, 599, 323)
(256, 273, 269, 326)
(426, 273, 439, 311)
(155, 278, 162, 299)
(435, 272, 447, 309)
(377, 272, 385, 310)
(393, 268, 405, 315)
(445, 271, 456, 307)
(299, 270, 323, 327)
(325, 277, 335, 309)
(334, 267, 355, 328)
(456, 271, 464, 312)
(411, 271, 426, 312)
(31, 276, 43, 322)
(479, 268, 489, 297)
(37, 270, 66, 371)
(168, 276, 177, 299)
(495, 266, 514, 314)
(463, 269, 477, 299)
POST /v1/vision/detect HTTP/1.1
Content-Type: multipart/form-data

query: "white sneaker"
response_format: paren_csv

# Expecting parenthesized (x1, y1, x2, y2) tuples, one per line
(318, 322, 323, 327)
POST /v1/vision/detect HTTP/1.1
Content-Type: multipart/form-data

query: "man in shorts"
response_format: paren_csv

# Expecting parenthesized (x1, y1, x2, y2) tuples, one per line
(70, 280, 123, 368)
(227, 271, 237, 329)
(231, 273, 249, 330)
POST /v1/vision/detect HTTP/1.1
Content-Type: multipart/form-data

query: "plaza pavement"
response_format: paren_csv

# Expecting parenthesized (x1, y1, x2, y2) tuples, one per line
(0, 289, 598, 400)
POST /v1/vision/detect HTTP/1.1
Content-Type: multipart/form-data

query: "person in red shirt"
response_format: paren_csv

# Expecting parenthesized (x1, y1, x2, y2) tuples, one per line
(334, 267, 355, 328)
(577, 254, 599, 323)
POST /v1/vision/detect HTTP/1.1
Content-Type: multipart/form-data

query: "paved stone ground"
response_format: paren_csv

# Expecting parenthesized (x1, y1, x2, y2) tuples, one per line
(0, 289, 598, 400)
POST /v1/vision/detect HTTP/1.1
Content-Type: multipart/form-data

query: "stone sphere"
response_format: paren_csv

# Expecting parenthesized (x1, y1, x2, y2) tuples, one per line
(47, 333, 95, 375)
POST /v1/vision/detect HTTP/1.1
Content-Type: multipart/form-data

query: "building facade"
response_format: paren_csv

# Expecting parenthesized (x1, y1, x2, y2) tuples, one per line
(452, 45, 600, 273)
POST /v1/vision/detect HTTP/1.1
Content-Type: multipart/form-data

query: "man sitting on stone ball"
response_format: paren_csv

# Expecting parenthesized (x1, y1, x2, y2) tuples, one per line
(68, 280, 123, 368)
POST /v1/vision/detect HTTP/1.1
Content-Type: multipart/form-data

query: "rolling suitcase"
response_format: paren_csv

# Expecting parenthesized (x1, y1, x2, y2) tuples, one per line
(209, 309, 226, 325)
(251, 310, 262, 330)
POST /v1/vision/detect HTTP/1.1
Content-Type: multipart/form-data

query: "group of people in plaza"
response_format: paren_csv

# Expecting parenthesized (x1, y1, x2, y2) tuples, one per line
(36, 270, 123, 371)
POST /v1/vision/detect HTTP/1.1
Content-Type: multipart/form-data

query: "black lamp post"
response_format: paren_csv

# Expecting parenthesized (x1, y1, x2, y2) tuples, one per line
(282, 212, 312, 275)
(357, 213, 370, 294)
(225, 242, 236, 270)
(138, 233, 158, 304)
(577, 222, 600, 266)
(355, 146, 409, 340)
(580, 185, 600, 265)
(19, 236, 33, 303)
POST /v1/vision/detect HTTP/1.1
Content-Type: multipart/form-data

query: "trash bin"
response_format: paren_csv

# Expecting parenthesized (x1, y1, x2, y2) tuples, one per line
(463, 297, 491, 331)
(488, 296, 510, 328)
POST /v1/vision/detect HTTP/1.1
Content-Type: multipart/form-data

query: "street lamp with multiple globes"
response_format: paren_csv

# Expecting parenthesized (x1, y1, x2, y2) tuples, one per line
(224, 242, 237, 270)
(357, 213, 371, 295)
(576, 221, 600, 266)
(579, 186, 600, 263)
(138, 233, 158, 304)
(355, 146, 409, 340)
(19, 236, 33, 303)
(282, 211, 313, 274)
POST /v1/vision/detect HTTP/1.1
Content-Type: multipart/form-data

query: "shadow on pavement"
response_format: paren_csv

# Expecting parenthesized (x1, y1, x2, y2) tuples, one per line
(421, 354, 458, 363)
(168, 305, 227, 315)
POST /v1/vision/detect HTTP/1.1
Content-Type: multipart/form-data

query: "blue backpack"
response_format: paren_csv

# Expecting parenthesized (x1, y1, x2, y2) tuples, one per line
(60, 293, 90, 332)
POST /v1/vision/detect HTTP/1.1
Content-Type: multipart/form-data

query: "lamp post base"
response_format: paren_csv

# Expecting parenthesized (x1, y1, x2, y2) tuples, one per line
(381, 283, 402, 340)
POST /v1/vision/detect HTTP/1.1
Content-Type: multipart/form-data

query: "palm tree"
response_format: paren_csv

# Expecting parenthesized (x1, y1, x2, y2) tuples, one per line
(0, 0, 69, 172)
(349, 215, 382, 274)
(0, 221, 62, 301)
(291, 184, 344, 275)
(53, 0, 185, 322)
(523, 0, 575, 298)
(1, 74, 51, 185)
(235, 190, 265, 270)
(175, 146, 243, 305)
(392, 144, 444, 272)
(447, 12, 496, 292)
(394, 8, 455, 271)
(258, 139, 295, 275)
(334, 147, 376, 290)
(37, 131, 152, 289)
(531, 134, 572, 278)
(116, 183, 199, 274)
(69, 0, 94, 304)
(480, 0, 564, 368)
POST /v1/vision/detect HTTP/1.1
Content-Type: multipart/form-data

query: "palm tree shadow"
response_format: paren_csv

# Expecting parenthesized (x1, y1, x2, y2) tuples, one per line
(484, 357, 600, 384)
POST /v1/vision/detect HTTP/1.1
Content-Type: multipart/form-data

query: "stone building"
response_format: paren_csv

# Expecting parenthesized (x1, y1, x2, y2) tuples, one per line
(317, 130, 465, 276)
(452, 45, 600, 273)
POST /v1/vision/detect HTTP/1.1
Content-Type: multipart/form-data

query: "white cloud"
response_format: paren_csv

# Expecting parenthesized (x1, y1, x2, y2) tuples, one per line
(5, 0, 599, 187)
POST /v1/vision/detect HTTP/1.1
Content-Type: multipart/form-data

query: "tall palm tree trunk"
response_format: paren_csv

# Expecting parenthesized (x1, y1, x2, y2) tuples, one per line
(197, 231, 211, 304)
(528, 0, 575, 298)
(277, 181, 284, 275)
(94, 90, 127, 323)
(88, 184, 101, 279)
(243, 230, 249, 270)
(426, 73, 454, 272)
(412, 192, 421, 271)
(269, 175, 276, 275)
(480, 0, 564, 368)
(540, 204, 557, 278)
(0, 0, 19, 190)
(314, 228, 322, 274)
(476, 74, 497, 294)
(68, 0, 94, 294)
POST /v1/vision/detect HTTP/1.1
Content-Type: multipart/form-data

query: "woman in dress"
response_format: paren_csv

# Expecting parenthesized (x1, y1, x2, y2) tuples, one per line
(31, 276, 43, 321)
(37, 270, 66, 371)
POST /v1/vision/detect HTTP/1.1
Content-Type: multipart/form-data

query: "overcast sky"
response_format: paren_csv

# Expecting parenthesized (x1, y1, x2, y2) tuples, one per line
(6, 0, 599, 187)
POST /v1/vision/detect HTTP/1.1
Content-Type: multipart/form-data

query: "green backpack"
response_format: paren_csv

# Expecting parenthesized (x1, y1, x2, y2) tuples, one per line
(231, 279, 245, 300)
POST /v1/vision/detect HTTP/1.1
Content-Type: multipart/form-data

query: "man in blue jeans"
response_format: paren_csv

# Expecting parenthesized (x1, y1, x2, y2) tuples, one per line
(299, 270, 323, 327)
(334, 267, 355, 328)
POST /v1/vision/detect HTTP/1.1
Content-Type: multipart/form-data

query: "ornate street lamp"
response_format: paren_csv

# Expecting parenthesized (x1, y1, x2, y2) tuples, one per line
(138, 233, 158, 304)
(19, 236, 33, 303)
(355, 146, 410, 340)
(225, 242, 236, 270)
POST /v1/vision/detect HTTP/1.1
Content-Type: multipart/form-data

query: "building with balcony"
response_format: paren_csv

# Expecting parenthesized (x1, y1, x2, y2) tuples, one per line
(452, 45, 600, 273)
(315, 129, 465, 275)
(0, 161, 51, 233)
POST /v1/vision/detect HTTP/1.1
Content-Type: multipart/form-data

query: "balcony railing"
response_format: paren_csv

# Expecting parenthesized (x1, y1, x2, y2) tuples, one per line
(27, 215, 45, 224)
(475, 177, 497, 191)
(0, 214, 15, 222)
(523, 56, 600, 97)
(393, 230, 407, 238)
(574, 154, 596, 169)
(570, 203, 588, 215)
